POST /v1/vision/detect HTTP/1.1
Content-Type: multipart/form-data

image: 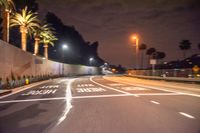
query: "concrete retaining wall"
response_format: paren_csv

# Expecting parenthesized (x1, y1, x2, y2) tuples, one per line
(0, 40, 100, 81)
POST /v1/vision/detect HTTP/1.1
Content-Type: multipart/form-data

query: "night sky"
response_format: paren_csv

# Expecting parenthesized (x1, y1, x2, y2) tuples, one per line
(37, 0, 200, 68)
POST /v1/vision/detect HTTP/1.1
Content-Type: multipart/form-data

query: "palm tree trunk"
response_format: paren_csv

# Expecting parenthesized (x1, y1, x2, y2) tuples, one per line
(20, 26, 27, 51)
(34, 37, 40, 55)
(43, 43, 48, 59)
(2, 10, 10, 43)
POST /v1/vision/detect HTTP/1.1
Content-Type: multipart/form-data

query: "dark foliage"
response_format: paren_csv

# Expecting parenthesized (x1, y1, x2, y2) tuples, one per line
(45, 12, 104, 66)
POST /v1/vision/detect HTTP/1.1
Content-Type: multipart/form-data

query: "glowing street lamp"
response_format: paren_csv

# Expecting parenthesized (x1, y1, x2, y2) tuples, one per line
(130, 34, 139, 69)
(89, 57, 94, 66)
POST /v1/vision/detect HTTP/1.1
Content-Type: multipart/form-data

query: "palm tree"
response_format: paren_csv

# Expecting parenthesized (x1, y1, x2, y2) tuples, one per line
(33, 24, 52, 55)
(139, 43, 147, 69)
(179, 40, 191, 59)
(146, 47, 156, 66)
(0, 0, 15, 42)
(40, 30, 57, 59)
(10, 7, 39, 51)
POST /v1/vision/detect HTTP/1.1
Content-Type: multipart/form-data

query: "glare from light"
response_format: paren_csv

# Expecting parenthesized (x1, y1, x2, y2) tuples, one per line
(62, 44, 68, 50)
(89, 57, 94, 62)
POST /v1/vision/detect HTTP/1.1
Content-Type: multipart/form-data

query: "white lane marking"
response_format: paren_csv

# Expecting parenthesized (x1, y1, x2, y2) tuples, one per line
(77, 84, 94, 87)
(135, 93, 180, 96)
(104, 76, 200, 98)
(122, 87, 149, 91)
(150, 101, 160, 105)
(179, 112, 196, 119)
(76, 88, 106, 93)
(0, 97, 65, 104)
(90, 77, 131, 95)
(72, 94, 133, 99)
(0, 80, 50, 99)
(56, 79, 74, 125)
(40, 85, 59, 89)
(21, 89, 57, 96)
(0, 92, 184, 104)
(109, 83, 125, 86)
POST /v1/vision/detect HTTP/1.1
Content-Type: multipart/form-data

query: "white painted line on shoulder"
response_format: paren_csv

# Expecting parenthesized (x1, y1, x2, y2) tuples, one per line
(90, 77, 132, 95)
(179, 112, 196, 119)
(150, 100, 160, 105)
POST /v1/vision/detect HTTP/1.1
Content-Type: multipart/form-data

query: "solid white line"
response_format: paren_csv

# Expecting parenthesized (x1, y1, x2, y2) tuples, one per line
(0, 97, 66, 104)
(72, 94, 133, 99)
(56, 79, 74, 125)
(150, 100, 160, 105)
(179, 112, 196, 119)
(0, 92, 182, 104)
(90, 77, 131, 95)
(136, 93, 180, 96)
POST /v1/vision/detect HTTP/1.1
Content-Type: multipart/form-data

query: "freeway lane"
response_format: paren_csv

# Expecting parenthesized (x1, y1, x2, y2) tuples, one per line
(0, 76, 200, 133)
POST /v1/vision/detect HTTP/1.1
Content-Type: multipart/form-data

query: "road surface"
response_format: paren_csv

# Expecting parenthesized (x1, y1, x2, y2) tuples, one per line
(0, 76, 200, 133)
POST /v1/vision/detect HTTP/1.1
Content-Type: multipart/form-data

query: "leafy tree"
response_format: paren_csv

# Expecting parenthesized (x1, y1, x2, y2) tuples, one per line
(179, 40, 191, 59)
(33, 23, 53, 55)
(10, 7, 40, 51)
(0, 0, 15, 42)
(40, 29, 57, 59)
(139, 43, 147, 69)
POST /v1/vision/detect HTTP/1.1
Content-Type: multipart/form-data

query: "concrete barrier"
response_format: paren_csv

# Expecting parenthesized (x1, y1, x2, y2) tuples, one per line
(0, 40, 101, 81)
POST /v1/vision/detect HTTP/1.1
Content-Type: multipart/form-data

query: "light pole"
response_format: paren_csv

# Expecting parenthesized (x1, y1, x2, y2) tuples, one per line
(131, 34, 139, 69)
(62, 44, 68, 76)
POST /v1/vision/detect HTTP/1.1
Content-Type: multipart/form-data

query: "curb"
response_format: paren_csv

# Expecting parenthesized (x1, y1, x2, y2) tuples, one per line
(0, 90, 12, 96)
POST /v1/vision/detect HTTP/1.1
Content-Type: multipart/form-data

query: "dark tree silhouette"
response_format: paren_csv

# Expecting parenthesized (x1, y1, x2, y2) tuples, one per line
(13, 0, 38, 12)
(153, 51, 166, 60)
(139, 43, 147, 69)
(146, 47, 156, 66)
(198, 43, 200, 50)
(45, 12, 104, 66)
(179, 40, 191, 59)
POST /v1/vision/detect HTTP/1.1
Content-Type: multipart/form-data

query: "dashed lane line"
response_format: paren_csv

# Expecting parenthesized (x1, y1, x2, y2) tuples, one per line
(150, 100, 160, 105)
(179, 112, 196, 119)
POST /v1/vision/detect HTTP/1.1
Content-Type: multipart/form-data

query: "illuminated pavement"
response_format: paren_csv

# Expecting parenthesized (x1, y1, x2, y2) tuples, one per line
(0, 76, 200, 133)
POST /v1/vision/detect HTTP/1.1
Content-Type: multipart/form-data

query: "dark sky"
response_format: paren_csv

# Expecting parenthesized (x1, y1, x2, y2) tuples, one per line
(37, 0, 200, 68)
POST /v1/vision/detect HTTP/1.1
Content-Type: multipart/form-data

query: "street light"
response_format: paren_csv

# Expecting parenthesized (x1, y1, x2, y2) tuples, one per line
(89, 57, 94, 66)
(130, 34, 139, 69)
(62, 44, 68, 76)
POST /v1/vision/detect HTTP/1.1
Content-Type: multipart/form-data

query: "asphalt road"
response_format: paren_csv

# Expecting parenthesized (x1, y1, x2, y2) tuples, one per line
(0, 76, 200, 133)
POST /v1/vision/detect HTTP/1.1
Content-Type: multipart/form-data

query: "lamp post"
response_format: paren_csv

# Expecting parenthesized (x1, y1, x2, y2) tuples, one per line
(62, 44, 68, 76)
(131, 34, 139, 69)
